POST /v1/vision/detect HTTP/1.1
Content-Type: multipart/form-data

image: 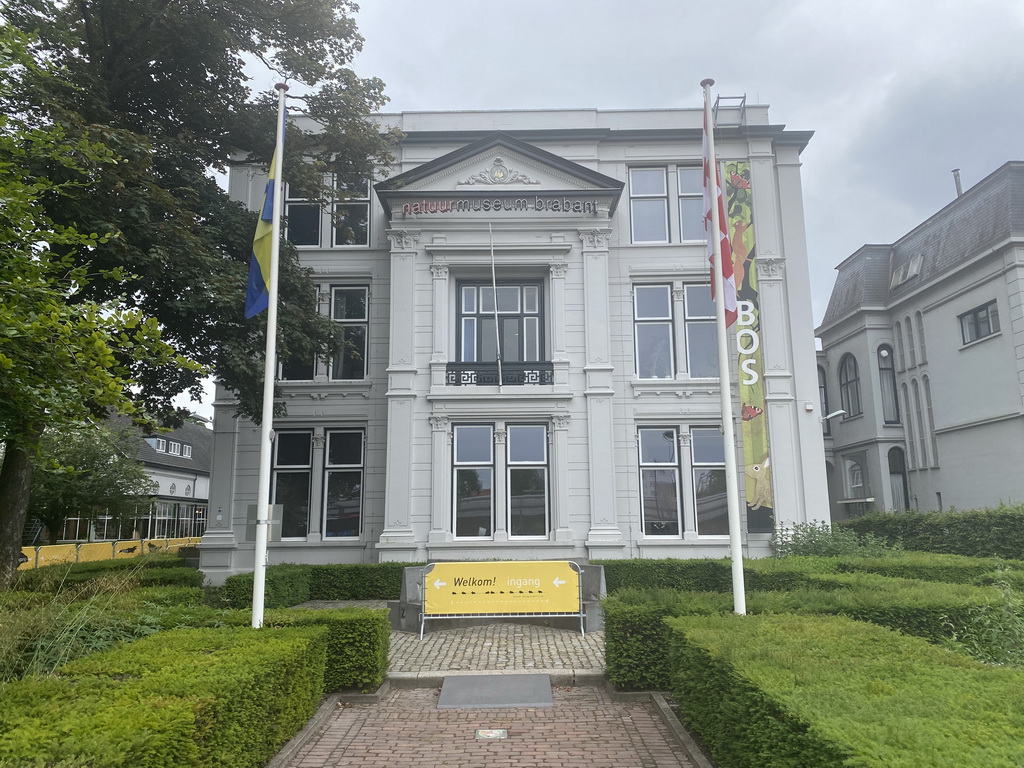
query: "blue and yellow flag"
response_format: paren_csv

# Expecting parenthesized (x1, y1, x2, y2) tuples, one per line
(244, 151, 278, 318)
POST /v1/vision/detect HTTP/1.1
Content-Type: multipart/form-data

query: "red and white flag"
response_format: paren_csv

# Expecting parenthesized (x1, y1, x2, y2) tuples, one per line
(703, 110, 738, 328)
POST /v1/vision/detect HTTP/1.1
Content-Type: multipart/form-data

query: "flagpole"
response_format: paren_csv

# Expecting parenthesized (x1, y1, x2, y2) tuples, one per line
(702, 78, 746, 615)
(252, 82, 288, 628)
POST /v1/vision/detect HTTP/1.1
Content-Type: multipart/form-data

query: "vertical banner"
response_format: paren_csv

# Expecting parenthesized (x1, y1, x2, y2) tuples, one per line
(725, 161, 775, 533)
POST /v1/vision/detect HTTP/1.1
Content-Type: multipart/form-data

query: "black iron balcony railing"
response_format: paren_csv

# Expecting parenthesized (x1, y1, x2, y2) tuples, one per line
(445, 362, 554, 386)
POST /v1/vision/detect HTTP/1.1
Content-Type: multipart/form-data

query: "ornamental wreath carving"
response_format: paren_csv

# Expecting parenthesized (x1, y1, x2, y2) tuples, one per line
(460, 157, 540, 185)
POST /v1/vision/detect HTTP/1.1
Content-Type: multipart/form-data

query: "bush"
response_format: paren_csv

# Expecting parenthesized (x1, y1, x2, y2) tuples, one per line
(772, 521, 901, 557)
(837, 504, 1024, 559)
(0, 626, 327, 768)
(220, 564, 312, 609)
(15, 556, 202, 593)
(221, 562, 419, 608)
(666, 613, 1024, 768)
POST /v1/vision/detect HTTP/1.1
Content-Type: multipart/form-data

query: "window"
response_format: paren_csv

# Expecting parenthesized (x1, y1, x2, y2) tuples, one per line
(324, 430, 364, 538)
(168, 441, 181, 456)
(684, 284, 718, 378)
(901, 383, 916, 470)
(843, 456, 869, 499)
(507, 425, 549, 537)
(458, 283, 542, 363)
(331, 287, 368, 380)
(633, 285, 674, 379)
(905, 316, 916, 367)
(638, 428, 681, 536)
(915, 311, 927, 363)
(959, 300, 1000, 344)
(273, 431, 312, 538)
(169, 483, 177, 495)
(182, 444, 192, 459)
(877, 345, 900, 424)
(284, 185, 321, 246)
(453, 425, 494, 538)
(155, 438, 166, 453)
(629, 168, 668, 243)
(280, 355, 315, 381)
(838, 354, 862, 417)
(818, 366, 831, 436)
(691, 427, 728, 536)
(184, 485, 192, 498)
(677, 166, 705, 241)
(912, 379, 928, 468)
(333, 181, 371, 246)
(894, 321, 905, 371)
(888, 448, 909, 511)
(923, 376, 939, 467)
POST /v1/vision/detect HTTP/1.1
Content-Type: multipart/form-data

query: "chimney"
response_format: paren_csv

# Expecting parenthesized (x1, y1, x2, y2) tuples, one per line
(952, 168, 963, 197)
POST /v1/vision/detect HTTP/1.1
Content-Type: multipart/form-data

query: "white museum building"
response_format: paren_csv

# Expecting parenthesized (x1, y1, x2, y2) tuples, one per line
(199, 103, 829, 583)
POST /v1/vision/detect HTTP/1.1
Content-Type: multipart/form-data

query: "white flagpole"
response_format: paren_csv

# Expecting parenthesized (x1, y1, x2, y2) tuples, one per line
(252, 82, 289, 628)
(701, 78, 746, 615)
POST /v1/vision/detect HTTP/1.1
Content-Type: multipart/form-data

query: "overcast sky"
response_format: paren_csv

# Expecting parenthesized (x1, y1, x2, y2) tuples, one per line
(350, 0, 1024, 325)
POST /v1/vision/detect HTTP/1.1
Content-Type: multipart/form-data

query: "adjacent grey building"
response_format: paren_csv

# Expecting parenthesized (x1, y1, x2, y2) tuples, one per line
(200, 105, 829, 584)
(816, 162, 1024, 519)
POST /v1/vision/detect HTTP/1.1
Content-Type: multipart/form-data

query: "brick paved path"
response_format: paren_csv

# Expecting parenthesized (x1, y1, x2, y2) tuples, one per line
(287, 686, 694, 768)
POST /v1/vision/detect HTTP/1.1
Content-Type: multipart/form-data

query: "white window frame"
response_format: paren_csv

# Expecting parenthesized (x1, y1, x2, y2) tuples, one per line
(323, 429, 365, 538)
(330, 286, 369, 381)
(629, 168, 669, 244)
(633, 284, 675, 380)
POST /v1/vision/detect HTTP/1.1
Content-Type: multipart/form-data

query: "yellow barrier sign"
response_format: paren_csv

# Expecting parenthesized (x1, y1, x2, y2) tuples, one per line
(423, 561, 580, 616)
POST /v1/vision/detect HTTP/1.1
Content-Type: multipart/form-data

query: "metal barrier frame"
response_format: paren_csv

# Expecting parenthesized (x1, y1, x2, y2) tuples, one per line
(419, 561, 585, 639)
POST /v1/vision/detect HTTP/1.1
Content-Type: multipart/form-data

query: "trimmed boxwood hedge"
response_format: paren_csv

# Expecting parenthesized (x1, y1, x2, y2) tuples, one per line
(0, 626, 327, 768)
(604, 574, 1008, 691)
(220, 562, 420, 608)
(837, 505, 1024, 559)
(666, 613, 1024, 768)
(15, 558, 203, 592)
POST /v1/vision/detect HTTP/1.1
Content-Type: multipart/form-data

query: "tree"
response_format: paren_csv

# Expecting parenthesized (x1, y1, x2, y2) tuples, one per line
(0, 28, 197, 586)
(2, 0, 399, 421)
(28, 424, 152, 545)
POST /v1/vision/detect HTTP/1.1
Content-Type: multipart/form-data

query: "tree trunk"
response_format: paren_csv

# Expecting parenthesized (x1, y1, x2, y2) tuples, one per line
(0, 431, 41, 589)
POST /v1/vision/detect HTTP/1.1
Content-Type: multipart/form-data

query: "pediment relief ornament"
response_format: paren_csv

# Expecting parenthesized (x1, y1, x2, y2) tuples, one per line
(459, 157, 540, 185)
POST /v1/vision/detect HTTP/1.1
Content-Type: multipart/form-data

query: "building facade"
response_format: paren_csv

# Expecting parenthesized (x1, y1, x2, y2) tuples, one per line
(816, 162, 1024, 519)
(200, 105, 828, 583)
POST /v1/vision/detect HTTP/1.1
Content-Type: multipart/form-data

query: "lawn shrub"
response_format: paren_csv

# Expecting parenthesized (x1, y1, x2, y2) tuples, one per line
(0, 626, 327, 768)
(220, 564, 312, 609)
(666, 613, 1024, 768)
(221, 562, 418, 608)
(14, 555, 187, 592)
(837, 504, 1024, 559)
(772, 520, 900, 557)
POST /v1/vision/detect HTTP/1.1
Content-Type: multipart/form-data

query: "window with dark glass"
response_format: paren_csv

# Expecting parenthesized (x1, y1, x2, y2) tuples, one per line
(818, 366, 831, 435)
(638, 427, 681, 536)
(453, 425, 493, 538)
(280, 355, 315, 381)
(284, 184, 320, 246)
(633, 285, 674, 379)
(691, 427, 728, 535)
(888, 448, 909, 510)
(323, 430, 363, 538)
(877, 345, 899, 424)
(685, 284, 718, 378)
(839, 354, 862, 417)
(333, 181, 371, 246)
(507, 425, 548, 537)
(629, 168, 669, 243)
(458, 283, 542, 363)
(273, 431, 311, 538)
(959, 300, 1000, 344)
(331, 287, 368, 380)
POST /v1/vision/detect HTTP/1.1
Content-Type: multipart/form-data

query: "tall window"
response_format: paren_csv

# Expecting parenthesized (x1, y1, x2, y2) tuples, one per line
(901, 383, 916, 469)
(959, 300, 1000, 344)
(638, 428, 681, 536)
(838, 354, 862, 417)
(284, 185, 320, 246)
(818, 366, 831, 436)
(905, 316, 916, 367)
(323, 430, 363, 538)
(458, 283, 542, 363)
(912, 379, 928, 468)
(877, 345, 900, 424)
(273, 432, 312, 538)
(677, 166, 705, 241)
(844, 456, 868, 500)
(507, 425, 549, 537)
(629, 168, 669, 243)
(453, 425, 493, 538)
(923, 376, 939, 467)
(691, 427, 728, 536)
(633, 285, 674, 379)
(888, 448, 909, 510)
(333, 181, 371, 246)
(915, 311, 927, 363)
(894, 321, 906, 371)
(331, 287, 368, 380)
(684, 284, 718, 378)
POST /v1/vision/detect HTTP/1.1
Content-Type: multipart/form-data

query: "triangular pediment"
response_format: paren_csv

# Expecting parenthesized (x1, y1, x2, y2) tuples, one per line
(375, 132, 623, 218)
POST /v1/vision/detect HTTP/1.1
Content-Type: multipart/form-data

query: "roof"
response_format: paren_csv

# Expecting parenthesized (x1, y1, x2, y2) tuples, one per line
(136, 420, 213, 475)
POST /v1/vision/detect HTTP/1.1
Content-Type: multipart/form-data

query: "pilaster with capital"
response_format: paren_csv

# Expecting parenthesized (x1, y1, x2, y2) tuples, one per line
(551, 413, 573, 541)
(431, 263, 450, 363)
(549, 262, 568, 360)
(428, 415, 452, 542)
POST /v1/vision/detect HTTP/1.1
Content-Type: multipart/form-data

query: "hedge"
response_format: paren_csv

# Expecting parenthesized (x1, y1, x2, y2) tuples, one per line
(604, 574, 1008, 690)
(0, 626, 327, 768)
(220, 562, 418, 608)
(666, 613, 1024, 768)
(15, 559, 203, 592)
(837, 505, 1024, 559)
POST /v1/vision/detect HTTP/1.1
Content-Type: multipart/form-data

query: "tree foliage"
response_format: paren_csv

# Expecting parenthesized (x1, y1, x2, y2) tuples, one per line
(2, 0, 398, 421)
(28, 423, 153, 545)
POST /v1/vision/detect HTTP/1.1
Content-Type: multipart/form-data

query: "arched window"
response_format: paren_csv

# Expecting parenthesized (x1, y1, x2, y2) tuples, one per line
(901, 383, 916, 469)
(912, 379, 927, 467)
(888, 448, 909, 510)
(839, 354, 862, 417)
(923, 376, 939, 466)
(905, 316, 916, 367)
(894, 321, 906, 370)
(877, 345, 899, 424)
(818, 366, 830, 435)
(915, 311, 927, 363)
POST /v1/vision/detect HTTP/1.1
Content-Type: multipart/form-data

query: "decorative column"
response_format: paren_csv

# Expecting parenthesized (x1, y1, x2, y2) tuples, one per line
(306, 431, 326, 541)
(492, 428, 508, 542)
(549, 261, 570, 389)
(428, 416, 452, 543)
(579, 228, 625, 554)
(379, 230, 420, 558)
(551, 414, 573, 541)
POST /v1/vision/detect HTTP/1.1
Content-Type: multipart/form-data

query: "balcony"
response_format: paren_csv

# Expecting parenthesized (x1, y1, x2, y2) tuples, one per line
(445, 362, 554, 386)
